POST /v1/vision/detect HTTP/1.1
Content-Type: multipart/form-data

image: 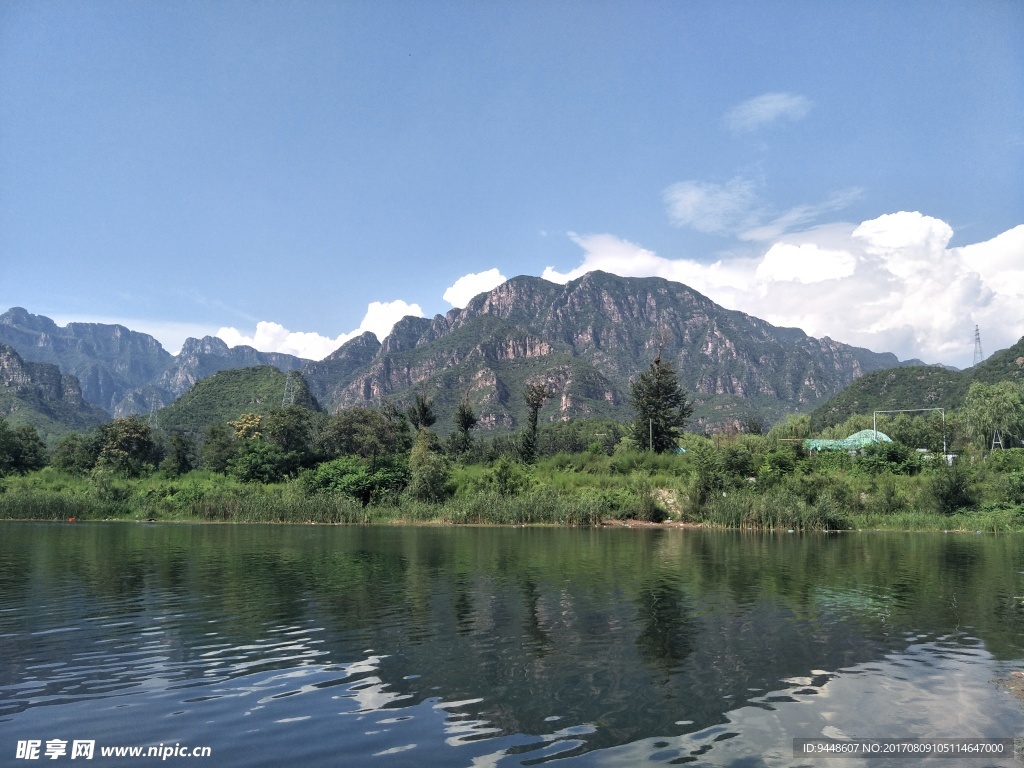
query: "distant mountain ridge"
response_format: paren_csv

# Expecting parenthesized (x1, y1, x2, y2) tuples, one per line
(2, 272, 928, 433)
(0, 307, 309, 419)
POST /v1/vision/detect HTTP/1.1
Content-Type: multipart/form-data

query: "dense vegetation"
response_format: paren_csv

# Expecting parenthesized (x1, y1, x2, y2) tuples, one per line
(1, 365, 1022, 531)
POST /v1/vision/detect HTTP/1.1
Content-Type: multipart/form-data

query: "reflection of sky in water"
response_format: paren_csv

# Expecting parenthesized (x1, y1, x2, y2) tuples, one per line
(8, 624, 1017, 767)
(588, 641, 1021, 767)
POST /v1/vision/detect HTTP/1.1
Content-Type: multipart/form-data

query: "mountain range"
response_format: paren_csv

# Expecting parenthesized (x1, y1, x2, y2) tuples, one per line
(2, 272, 928, 436)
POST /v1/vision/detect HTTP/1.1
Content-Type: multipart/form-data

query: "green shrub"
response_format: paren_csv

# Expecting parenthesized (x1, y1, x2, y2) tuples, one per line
(856, 442, 922, 475)
(986, 448, 1024, 473)
(474, 457, 532, 496)
(868, 476, 906, 515)
(408, 435, 454, 503)
(801, 493, 852, 531)
(757, 447, 797, 487)
(931, 460, 979, 515)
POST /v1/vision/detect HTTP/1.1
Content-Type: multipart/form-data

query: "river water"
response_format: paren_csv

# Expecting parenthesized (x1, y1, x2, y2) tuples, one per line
(0, 522, 1021, 767)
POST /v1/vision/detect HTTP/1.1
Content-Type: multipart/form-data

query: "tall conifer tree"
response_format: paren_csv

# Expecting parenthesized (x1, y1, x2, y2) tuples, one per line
(630, 358, 692, 453)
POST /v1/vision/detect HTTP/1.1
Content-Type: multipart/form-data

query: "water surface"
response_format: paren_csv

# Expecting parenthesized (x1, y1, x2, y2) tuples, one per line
(1, 522, 1021, 766)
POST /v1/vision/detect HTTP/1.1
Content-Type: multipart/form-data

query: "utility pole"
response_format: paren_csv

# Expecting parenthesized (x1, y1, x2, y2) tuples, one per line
(973, 325, 984, 367)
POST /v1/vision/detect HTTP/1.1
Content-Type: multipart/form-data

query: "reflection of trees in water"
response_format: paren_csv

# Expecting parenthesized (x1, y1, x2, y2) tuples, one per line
(633, 578, 697, 675)
(519, 577, 550, 656)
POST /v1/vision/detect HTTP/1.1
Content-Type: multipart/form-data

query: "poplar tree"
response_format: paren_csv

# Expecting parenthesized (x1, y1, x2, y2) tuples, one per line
(451, 397, 479, 455)
(519, 383, 549, 464)
(407, 393, 437, 431)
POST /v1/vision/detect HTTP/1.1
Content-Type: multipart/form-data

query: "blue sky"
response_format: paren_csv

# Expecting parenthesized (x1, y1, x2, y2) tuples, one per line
(2, 0, 1021, 367)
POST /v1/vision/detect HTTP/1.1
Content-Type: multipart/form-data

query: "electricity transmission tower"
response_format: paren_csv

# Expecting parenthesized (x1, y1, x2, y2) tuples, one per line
(147, 392, 160, 429)
(973, 325, 984, 367)
(281, 371, 296, 407)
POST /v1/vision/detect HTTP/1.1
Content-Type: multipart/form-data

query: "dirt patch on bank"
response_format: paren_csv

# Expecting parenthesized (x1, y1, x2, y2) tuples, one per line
(599, 519, 700, 528)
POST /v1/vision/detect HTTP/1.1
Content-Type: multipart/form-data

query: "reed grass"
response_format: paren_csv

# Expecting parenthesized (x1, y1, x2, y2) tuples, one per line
(0, 464, 1020, 531)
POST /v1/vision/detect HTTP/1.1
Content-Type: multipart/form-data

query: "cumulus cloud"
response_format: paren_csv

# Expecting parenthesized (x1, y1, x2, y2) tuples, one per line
(755, 243, 856, 284)
(724, 92, 812, 133)
(542, 233, 760, 311)
(217, 299, 424, 361)
(543, 213, 1024, 368)
(443, 268, 508, 308)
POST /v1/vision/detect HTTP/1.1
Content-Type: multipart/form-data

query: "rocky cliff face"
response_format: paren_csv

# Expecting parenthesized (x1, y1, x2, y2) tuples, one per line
(0, 344, 109, 437)
(0, 344, 87, 407)
(0, 308, 172, 411)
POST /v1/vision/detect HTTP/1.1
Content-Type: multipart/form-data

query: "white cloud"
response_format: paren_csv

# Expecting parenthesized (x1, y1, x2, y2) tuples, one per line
(724, 92, 812, 133)
(357, 300, 425, 340)
(739, 188, 863, 242)
(664, 177, 760, 234)
(755, 243, 856, 284)
(665, 177, 861, 241)
(543, 214, 1024, 368)
(443, 268, 508, 308)
(217, 299, 424, 361)
(542, 233, 760, 311)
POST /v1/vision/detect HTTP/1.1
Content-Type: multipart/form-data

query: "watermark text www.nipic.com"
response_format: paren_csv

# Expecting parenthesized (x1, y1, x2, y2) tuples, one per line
(15, 740, 213, 761)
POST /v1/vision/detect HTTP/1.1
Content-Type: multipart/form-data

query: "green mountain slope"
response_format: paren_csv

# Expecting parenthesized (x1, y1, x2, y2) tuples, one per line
(970, 336, 1024, 385)
(810, 335, 1024, 429)
(156, 367, 320, 440)
(809, 366, 969, 430)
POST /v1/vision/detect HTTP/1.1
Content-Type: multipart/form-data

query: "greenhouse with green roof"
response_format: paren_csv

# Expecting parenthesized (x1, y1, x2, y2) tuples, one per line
(803, 429, 893, 453)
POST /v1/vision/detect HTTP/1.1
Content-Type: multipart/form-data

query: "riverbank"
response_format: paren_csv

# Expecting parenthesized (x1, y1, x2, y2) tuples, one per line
(1, 482, 1021, 532)
(2, 455, 1023, 532)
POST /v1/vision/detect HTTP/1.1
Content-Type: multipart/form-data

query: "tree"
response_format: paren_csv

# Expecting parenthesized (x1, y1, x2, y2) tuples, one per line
(160, 431, 195, 476)
(228, 440, 292, 484)
(407, 429, 454, 502)
(262, 405, 316, 469)
(630, 358, 692, 453)
(314, 406, 412, 469)
(407, 393, 437, 431)
(95, 416, 160, 477)
(519, 382, 550, 464)
(959, 381, 1024, 450)
(52, 432, 100, 475)
(229, 413, 263, 440)
(0, 420, 48, 475)
(450, 396, 479, 456)
(202, 422, 238, 473)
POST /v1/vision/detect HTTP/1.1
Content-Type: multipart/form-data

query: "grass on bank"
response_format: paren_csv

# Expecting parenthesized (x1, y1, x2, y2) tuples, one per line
(1, 446, 1022, 531)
